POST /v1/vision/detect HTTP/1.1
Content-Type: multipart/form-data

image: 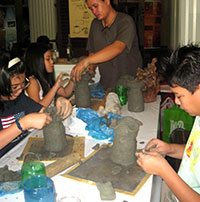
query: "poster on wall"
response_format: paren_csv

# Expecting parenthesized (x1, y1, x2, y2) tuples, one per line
(144, 1, 161, 48)
(69, 0, 95, 38)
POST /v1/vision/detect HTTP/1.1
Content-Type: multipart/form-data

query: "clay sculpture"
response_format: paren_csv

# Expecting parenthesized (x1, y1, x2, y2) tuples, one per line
(126, 79, 145, 112)
(75, 72, 91, 108)
(43, 106, 67, 152)
(110, 116, 142, 166)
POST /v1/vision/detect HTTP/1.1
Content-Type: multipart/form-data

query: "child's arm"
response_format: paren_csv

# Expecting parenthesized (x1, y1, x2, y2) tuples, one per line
(162, 162, 200, 202)
(0, 113, 52, 149)
(57, 80, 74, 98)
(26, 77, 58, 107)
(144, 138, 185, 159)
(136, 151, 200, 202)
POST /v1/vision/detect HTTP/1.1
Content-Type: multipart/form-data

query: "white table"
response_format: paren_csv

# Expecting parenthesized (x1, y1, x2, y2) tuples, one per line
(54, 63, 101, 83)
(0, 96, 161, 202)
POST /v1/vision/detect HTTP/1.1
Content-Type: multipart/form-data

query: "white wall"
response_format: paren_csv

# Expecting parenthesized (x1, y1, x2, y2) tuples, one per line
(28, 0, 57, 42)
(170, 0, 200, 50)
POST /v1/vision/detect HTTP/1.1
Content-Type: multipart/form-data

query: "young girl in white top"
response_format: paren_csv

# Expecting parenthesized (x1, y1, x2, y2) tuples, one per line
(25, 43, 74, 107)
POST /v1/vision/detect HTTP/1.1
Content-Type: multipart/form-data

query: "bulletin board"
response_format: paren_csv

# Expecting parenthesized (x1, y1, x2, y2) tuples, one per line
(69, 0, 95, 38)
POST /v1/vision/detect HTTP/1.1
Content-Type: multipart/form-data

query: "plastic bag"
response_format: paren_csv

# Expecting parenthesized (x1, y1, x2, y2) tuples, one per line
(76, 108, 122, 142)
(89, 82, 106, 98)
(163, 105, 195, 143)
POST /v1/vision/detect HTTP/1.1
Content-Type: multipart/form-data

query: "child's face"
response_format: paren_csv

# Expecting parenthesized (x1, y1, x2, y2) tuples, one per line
(1, 73, 27, 101)
(44, 50, 54, 73)
(171, 85, 200, 116)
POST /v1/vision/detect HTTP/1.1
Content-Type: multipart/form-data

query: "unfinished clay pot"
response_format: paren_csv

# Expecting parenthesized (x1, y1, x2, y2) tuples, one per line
(110, 116, 142, 166)
(116, 75, 133, 87)
(127, 79, 145, 112)
(75, 72, 91, 108)
(43, 107, 67, 152)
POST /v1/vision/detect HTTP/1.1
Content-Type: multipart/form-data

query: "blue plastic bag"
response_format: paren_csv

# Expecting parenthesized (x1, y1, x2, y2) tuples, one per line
(76, 108, 122, 142)
(89, 82, 106, 98)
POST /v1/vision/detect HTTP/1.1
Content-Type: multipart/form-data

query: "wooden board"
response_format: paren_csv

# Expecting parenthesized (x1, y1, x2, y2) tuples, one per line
(18, 136, 85, 162)
(62, 145, 150, 196)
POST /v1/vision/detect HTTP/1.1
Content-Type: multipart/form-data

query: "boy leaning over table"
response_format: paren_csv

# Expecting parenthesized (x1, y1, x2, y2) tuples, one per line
(136, 44, 200, 202)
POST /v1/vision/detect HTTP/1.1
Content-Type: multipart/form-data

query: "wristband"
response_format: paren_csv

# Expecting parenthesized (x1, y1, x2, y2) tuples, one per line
(16, 119, 25, 134)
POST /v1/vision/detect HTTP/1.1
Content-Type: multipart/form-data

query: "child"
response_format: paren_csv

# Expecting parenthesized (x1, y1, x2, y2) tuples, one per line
(136, 44, 200, 202)
(25, 43, 74, 107)
(0, 53, 72, 157)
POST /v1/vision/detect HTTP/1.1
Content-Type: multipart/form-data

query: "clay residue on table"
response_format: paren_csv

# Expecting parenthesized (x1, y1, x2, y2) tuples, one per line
(64, 145, 148, 194)
(0, 165, 21, 183)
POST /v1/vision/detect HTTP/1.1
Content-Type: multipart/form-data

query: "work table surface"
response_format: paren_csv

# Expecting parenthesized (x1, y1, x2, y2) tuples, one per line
(0, 96, 161, 202)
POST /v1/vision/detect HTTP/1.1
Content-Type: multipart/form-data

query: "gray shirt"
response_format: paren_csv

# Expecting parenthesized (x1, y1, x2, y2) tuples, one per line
(87, 12, 143, 90)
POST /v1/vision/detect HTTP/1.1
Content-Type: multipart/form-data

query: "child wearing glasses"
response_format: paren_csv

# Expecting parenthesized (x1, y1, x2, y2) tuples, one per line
(0, 54, 72, 157)
(25, 43, 74, 107)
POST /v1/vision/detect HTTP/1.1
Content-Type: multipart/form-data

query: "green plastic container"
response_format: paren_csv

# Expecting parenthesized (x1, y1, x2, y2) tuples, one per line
(115, 85, 128, 105)
(21, 161, 46, 185)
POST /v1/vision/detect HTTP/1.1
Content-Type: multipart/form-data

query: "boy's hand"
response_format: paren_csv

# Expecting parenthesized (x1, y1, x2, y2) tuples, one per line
(135, 151, 167, 175)
(55, 97, 72, 119)
(144, 138, 171, 156)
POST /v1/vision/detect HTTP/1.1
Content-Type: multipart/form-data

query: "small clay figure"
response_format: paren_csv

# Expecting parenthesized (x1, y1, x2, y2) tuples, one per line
(110, 116, 142, 166)
(43, 106, 67, 152)
(96, 181, 116, 200)
(126, 79, 145, 112)
(75, 72, 91, 108)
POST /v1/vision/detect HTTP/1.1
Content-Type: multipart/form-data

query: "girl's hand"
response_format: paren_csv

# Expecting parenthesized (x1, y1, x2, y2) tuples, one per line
(55, 97, 72, 119)
(54, 72, 70, 90)
(21, 113, 52, 130)
(135, 151, 168, 175)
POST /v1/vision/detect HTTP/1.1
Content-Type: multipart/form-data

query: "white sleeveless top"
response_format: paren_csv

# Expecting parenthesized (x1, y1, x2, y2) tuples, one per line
(25, 76, 54, 107)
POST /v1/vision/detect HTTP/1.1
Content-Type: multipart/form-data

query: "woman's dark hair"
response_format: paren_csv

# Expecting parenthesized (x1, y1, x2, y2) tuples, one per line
(25, 43, 55, 97)
(0, 52, 26, 110)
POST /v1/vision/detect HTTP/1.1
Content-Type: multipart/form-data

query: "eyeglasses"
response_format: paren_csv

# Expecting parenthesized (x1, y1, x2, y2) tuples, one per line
(11, 77, 30, 96)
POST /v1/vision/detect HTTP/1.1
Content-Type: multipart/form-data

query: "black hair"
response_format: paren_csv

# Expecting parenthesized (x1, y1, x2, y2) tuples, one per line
(36, 35, 50, 45)
(36, 35, 52, 49)
(25, 43, 55, 97)
(160, 44, 200, 93)
(0, 52, 26, 111)
(85, 0, 116, 9)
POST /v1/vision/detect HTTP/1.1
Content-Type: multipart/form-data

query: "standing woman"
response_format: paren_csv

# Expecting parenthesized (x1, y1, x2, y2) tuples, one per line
(25, 43, 74, 107)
